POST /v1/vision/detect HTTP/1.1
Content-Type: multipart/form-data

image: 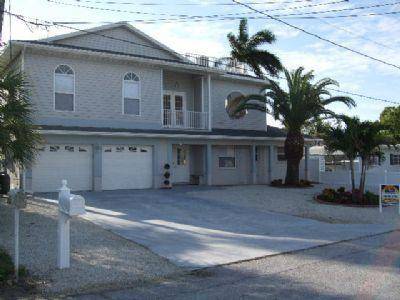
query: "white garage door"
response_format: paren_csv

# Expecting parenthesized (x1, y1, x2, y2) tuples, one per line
(32, 144, 93, 192)
(102, 145, 153, 190)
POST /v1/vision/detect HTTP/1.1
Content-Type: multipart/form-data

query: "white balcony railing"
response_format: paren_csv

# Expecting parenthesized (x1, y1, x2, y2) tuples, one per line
(163, 109, 208, 130)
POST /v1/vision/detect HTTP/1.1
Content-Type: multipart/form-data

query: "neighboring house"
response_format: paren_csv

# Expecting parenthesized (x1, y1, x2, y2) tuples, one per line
(1, 22, 315, 192)
(310, 145, 400, 172)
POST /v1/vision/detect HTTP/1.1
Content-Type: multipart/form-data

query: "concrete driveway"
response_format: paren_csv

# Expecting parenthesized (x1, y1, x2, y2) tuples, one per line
(41, 186, 393, 269)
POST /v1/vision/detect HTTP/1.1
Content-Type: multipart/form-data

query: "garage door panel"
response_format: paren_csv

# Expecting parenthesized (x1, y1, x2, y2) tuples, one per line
(102, 145, 153, 190)
(32, 145, 93, 192)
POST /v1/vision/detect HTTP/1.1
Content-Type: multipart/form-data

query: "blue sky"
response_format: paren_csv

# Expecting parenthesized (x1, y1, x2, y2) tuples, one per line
(3, 0, 400, 127)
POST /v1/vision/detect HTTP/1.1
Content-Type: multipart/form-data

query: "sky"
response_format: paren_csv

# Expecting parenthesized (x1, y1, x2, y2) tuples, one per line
(2, 0, 400, 127)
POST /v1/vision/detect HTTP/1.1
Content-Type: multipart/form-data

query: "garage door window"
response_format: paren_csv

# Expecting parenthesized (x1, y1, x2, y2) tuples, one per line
(54, 65, 74, 111)
(123, 72, 140, 116)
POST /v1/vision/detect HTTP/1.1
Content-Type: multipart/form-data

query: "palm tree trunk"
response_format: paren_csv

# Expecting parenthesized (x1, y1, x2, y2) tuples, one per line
(349, 158, 355, 193)
(284, 129, 304, 185)
(359, 158, 367, 197)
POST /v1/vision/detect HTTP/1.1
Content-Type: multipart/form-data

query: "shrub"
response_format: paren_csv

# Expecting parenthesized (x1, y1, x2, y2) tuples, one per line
(337, 187, 346, 193)
(0, 249, 14, 283)
(364, 191, 379, 205)
(270, 179, 283, 187)
(317, 188, 379, 206)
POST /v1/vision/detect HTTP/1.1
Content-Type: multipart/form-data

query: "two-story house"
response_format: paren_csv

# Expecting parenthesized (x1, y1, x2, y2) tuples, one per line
(1, 22, 314, 192)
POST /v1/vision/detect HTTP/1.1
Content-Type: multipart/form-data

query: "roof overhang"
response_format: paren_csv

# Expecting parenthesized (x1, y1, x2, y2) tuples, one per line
(38, 129, 318, 143)
(1, 41, 224, 75)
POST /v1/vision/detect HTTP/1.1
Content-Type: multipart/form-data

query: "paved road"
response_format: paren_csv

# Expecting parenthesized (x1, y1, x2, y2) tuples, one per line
(70, 231, 400, 299)
(58, 187, 392, 268)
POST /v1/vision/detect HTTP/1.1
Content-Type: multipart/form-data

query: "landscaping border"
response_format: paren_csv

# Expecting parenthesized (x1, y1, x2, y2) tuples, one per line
(313, 195, 378, 208)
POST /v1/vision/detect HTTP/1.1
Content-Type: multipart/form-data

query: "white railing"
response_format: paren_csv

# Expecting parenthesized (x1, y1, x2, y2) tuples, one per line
(184, 53, 249, 75)
(163, 109, 208, 130)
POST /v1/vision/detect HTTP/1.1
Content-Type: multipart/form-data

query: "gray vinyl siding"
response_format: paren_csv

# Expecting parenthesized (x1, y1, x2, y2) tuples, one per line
(211, 79, 266, 131)
(163, 71, 195, 110)
(24, 49, 163, 130)
(212, 145, 252, 185)
(56, 27, 180, 61)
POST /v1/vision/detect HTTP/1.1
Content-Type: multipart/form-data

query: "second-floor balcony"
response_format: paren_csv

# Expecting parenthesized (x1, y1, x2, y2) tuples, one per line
(163, 109, 209, 130)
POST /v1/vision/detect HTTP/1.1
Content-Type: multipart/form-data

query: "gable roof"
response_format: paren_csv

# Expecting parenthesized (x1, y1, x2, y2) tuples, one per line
(40, 22, 188, 62)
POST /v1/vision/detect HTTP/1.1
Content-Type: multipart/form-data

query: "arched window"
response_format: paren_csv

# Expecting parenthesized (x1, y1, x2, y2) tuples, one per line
(225, 91, 247, 119)
(54, 65, 74, 111)
(123, 72, 140, 115)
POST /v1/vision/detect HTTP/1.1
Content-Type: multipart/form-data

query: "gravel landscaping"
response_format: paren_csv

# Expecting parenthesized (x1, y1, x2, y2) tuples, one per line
(188, 184, 400, 226)
(0, 199, 182, 296)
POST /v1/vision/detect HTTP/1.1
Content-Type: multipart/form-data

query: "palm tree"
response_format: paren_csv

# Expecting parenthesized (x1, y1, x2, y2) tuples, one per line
(355, 121, 386, 195)
(227, 67, 355, 185)
(323, 116, 360, 193)
(227, 18, 282, 78)
(0, 70, 41, 191)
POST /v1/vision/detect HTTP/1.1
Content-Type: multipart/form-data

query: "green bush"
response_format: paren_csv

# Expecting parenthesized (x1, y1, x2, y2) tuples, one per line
(0, 249, 14, 282)
(364, 191, 379, 205)
(0, 249, 27, 283)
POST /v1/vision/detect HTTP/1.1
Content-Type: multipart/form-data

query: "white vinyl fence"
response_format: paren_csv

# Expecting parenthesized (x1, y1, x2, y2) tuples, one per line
(320, 170, 400, 191)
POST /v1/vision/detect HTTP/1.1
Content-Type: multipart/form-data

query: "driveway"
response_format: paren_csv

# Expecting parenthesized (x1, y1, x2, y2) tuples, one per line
(40, 186, 394, 268)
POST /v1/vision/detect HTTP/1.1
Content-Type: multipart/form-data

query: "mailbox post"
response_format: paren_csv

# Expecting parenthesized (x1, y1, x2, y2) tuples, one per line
(8, 189, 28, 281)
(57, 180, 85, 269)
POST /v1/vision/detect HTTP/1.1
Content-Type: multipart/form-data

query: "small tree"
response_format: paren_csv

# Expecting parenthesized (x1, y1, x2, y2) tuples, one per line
(355, 121, 386, 195)
(323, 116, 360, 193)
(0, 70, 41, 188)
(380, 106, 400, 143)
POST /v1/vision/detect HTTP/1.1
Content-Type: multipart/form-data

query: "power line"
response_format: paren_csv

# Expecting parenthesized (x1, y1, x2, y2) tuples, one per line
(6, 11, 400, 106)
(232, 0, 400, 71)
(46, 0, 400, 23)
(49, 10, 400, 25)
(69, 0, 317, 6)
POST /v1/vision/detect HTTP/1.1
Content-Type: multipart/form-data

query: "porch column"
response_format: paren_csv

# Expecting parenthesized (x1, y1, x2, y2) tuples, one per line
(207, 74, 212, 131)
(206, 143, 212, 185)
(251, 145, 257, 184)
(267, 145, 272, 183)
(93, 144, 102, 191)
(304, 145, 310, 181)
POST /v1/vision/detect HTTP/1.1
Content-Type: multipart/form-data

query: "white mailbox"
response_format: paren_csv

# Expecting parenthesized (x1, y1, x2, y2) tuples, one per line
(58, 180, 86, 216)
(57, 180, 86, 269)
(59, 194, 85, 216)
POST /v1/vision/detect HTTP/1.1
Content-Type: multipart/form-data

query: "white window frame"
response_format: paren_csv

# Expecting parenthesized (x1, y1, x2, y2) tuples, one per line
(54, 64, 75, 112)
(218, 146, 236, 169)
(225, 90, 248, 118)
(277, 146, 286, 162)
(122, 72, 141, 116)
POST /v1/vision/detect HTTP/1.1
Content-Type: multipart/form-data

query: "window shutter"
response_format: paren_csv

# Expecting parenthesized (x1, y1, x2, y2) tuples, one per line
(390, 154, 394, 165)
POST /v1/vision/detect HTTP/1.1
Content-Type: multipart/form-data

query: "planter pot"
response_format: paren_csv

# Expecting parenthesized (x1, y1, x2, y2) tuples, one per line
(0, 172, 10, 195)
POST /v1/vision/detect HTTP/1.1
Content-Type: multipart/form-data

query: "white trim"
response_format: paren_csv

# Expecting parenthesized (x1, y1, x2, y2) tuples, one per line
(20, 46, 25, 72)
(122, 71, 141, 116)
(53, 64, 75, 112)
(38, 129, 313, 142)
(225, 90, 249, 116)
(207, 74, 212, 131)
(40, 22, 188, 62)
(201, 76, 204, 113)
(160, 69, 164, 126)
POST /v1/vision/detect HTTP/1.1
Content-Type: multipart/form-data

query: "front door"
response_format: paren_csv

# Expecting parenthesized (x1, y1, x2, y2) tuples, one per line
(173, 145, 190, 183)
(163, 91, 186, 127)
